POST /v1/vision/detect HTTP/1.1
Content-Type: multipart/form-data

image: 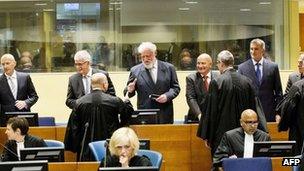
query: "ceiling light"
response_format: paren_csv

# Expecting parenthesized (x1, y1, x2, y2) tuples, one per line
(43, 9, 54, 12)
(109, 2, 122, 5)
(240, 8, 251, 12)
(259, 2, 271, 5)
(35, 3, 47, 6)
(179, 7, 190, 11)
(185, 1, 198, 4)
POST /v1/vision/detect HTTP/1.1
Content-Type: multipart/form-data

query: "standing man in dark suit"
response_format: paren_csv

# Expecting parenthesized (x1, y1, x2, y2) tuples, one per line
(185, 53, 219, 122)
(285, 53, 304, 95)
(197, 50, 267, 157)
(0, 54, 38, 126)
(125, 42, 180, 124)
(65, 50, 116, 153)
(238, 38, 283, 122)
(65, 50, 115, 109)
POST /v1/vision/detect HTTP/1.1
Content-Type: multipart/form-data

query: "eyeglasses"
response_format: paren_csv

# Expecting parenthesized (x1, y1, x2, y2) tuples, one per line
(74, 61, 88, 67)
(243, 120, 259, 125)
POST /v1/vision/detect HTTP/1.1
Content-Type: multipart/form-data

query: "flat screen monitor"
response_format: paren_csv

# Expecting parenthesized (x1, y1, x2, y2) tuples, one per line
(99, 166, 159, 171)
(4, 112, 38, 127)
(130, 109, 160, 124)
(0, 160, 48, 171)
(20, 147, 65, 162)
(253, 141, 296, 157)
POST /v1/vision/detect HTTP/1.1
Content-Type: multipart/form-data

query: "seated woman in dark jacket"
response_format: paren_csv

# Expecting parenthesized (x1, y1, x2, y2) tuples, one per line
(100, 127, 152, 167)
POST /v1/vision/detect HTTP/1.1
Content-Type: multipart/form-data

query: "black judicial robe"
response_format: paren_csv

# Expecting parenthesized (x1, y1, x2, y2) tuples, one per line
(64, 90, 133, 160)
(213, 127, 271, 167)
(197, 68, 267, 155)
(279, 79, 304, 155)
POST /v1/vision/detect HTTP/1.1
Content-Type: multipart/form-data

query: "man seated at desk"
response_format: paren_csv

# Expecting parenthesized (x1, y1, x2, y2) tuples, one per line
(213, 109, 270, 169)
(0, 117, 47, 161)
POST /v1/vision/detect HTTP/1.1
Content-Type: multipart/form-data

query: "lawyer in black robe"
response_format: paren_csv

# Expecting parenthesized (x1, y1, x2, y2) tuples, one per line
(278, 79, 304, 155)
(197, 50, 267, 155)
(213, 127, 270, 167)
(64, 73, 133, 161)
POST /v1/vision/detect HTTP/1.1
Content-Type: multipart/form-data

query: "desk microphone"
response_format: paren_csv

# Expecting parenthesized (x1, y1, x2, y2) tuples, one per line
(0, 142, 19, 161)
(104, 141, 109, 167)
(79, 122, 89, 162)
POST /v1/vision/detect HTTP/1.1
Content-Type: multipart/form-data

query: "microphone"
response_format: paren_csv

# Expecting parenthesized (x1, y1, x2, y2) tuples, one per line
(103, 141, 109, 167)
(0, 142, 19, 161)
(79, 122, 89, 162)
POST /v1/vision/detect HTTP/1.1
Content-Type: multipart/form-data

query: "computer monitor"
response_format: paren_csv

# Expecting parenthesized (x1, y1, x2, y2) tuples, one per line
(0, 160, 48, 171)
(130, 109, 160, 124)
(20, 147, 65, 162)
(99, 166, 159, 171)
(253, 141, 296, 157)
(3, 112, 38, 127)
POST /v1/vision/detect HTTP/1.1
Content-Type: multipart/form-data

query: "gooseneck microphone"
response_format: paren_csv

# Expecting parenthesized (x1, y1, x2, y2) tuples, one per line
(79, 122, 89, 162)
(0, 142, 19, 161)
(103, 141, 109, 167)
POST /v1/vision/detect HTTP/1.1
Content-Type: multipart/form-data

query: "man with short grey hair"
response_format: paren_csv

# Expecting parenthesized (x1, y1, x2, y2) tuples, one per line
(0, 54, 38, 126)
(284, 53, 304, 95)
(65, 50, 116, 154)
(125, 42, 180, 124)
(197, 50, 267, 159)
(238, 38, 283, 122)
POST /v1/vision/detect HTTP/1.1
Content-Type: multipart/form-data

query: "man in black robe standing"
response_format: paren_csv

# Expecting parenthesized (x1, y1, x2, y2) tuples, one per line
(64, 73, 133, 161)
(279, 79, 304, 155)
(197, 50, 267, 157)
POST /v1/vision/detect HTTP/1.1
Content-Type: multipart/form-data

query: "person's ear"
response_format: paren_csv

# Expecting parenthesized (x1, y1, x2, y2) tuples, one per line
(15, 128, 21, 135)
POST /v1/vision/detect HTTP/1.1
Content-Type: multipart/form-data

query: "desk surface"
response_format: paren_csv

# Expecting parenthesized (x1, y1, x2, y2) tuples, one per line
(0, 123, 289, 171)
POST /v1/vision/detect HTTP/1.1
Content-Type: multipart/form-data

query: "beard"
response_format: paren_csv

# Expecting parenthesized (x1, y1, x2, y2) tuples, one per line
(143, 62, 154, 69)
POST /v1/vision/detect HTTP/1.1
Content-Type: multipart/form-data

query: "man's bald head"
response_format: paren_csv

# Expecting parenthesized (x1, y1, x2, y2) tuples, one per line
(196, 53, 213, 75)
(91, 73, 108, 92)
(240, 109, 259, 135)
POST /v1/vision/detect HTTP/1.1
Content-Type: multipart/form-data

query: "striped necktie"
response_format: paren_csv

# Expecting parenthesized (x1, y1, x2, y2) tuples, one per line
(8, 76, 17, 99)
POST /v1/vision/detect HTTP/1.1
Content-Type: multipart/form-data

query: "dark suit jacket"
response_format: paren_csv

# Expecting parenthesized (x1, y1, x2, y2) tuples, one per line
(186, 71, 219, 121)
(285, 72, 303, 95)
(125, 60, 180, 124)
(238, 59, 283, 121)
(1, 134, 47, 161)
(65, 68, 116, 109)
(0, 72, 38, 124)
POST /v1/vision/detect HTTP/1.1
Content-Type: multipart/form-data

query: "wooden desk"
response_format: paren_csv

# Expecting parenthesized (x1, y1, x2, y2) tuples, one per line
(0, 123, 289, 171)
(272, 157, 292, 171)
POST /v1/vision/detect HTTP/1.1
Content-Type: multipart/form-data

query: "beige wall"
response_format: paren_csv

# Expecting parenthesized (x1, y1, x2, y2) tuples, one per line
(30, 70, 293, 123)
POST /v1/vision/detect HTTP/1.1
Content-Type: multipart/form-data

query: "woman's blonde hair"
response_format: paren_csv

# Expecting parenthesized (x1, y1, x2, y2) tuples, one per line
(108, 127, 140, 157)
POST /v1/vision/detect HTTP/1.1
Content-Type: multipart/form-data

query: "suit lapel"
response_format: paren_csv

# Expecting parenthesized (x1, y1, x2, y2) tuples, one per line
(16, 72, 22, 99)
(195, 72, 205, 94)
(138, 65, 155, 90)
(2, 74, 16, 100)
(77, 73, 85, 95)
(247, 60, 260, 86)
(260, 59, 268, 85)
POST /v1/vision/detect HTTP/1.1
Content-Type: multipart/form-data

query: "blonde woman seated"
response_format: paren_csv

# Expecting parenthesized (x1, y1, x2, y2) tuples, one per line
(101, 127, 152, 167)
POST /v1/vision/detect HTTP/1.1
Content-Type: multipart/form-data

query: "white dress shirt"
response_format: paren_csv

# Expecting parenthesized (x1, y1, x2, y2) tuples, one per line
(5, 70, 18, 99)
(243, 132, 254, 158)
(82, 68, 92, 94)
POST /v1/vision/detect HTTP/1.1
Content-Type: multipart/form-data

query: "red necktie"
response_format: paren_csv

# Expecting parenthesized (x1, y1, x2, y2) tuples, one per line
(204, 75, 209, 91)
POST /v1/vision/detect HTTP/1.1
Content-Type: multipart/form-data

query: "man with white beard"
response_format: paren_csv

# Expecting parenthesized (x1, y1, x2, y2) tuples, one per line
(124, 42, 180, 124)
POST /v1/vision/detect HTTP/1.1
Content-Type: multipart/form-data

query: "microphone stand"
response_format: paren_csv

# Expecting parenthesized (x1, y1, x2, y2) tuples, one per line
(79, 122, 89, 161)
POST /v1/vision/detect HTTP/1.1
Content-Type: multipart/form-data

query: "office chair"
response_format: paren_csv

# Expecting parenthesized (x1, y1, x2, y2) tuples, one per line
(88, 140, 107, 161)
(44, 139, 65, 148)
(222, 157, 272, 171)
(137, 149, 163, 169)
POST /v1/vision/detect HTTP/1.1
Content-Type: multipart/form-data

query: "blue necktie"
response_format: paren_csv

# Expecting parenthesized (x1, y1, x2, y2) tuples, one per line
(255, 63, 262, 85)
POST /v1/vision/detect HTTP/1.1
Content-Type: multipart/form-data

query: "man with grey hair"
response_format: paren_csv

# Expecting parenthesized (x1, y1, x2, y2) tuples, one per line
(65, 73, 133, 161)
(125, 42, 180, 124)
(186, 53, 219, 122)
(65, 50, 116, 154)
(65, 50, 115, 109)
(238, 38, 283, 122)
(0, 54, 38, 126)
(197, 50, 267, 159)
